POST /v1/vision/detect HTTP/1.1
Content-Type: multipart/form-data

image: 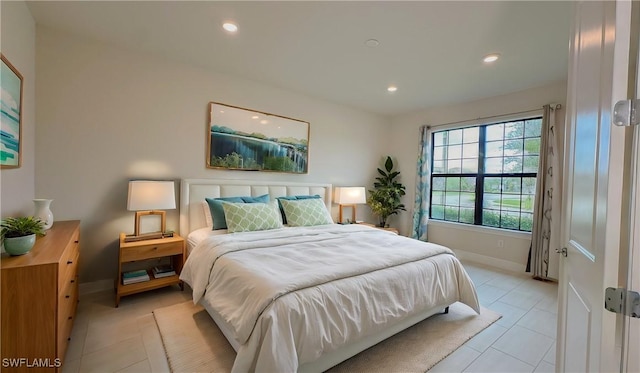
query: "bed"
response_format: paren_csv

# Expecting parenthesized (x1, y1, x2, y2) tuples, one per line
(179, 178, 479, 373)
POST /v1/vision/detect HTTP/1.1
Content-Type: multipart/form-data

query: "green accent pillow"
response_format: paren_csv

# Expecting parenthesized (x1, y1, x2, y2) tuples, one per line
(205, 194, 271, 230)
(276, 195, 321, 224)
(222, 201, 283, 233)
(279, 198, 333, 227)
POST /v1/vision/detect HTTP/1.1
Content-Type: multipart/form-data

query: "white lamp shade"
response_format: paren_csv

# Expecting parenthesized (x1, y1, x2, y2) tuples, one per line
(127, 181, 176, 211)
(334, 187, 366, 205)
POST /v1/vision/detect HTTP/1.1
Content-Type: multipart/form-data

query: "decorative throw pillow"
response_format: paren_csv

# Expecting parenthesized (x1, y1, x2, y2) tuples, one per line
(205, 197, 245, 230)
(205, 194, 271, 230)
(241, 194, 270, 203)
(279, 198, 333, 227)
(222, 201, 283, 233)
(276, 195, 321, 224)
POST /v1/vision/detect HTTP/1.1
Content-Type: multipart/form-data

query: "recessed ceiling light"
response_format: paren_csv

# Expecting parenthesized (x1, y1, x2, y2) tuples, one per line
(223, 22, 238, 33)
(387, 86, 398, 93)
(365, 39, 380, 48)
(251, 115, 259, 119)
(483, 53, 500, 63)
(260, 120, 268, 124)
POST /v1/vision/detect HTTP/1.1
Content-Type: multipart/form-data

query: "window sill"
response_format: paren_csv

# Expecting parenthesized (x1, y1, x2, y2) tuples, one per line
(428, 219, 532, 240)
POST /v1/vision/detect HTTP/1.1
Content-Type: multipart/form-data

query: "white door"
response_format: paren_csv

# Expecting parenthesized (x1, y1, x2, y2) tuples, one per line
(624, 129, 640, 372)
(558, 1, 633, 372)
(621, 14, 640, 371)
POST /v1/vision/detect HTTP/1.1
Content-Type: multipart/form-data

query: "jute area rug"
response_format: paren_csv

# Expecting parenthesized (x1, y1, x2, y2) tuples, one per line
(153, 301, 500, 373)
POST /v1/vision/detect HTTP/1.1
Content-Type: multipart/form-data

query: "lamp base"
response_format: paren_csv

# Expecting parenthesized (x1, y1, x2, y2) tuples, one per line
(338, 204, 358, 224)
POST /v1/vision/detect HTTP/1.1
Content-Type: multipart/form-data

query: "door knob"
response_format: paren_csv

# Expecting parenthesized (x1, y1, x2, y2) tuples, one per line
(555, 247, 568, 257)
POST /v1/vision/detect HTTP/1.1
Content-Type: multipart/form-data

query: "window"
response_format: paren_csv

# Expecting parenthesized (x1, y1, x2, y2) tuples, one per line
(430, 117, 541, 232)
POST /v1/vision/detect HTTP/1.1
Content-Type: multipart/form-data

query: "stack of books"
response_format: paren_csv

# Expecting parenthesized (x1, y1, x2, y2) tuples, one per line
(123, 269, 150, 285)
(152, 265, 176, 278)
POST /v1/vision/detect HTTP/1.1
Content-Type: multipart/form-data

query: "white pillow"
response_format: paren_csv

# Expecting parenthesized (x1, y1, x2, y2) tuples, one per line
(202, 201, 213, 228)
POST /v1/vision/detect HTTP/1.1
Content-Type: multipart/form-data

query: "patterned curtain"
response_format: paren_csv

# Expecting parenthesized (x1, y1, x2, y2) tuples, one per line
(528, 104, 561, 279)
(412, 126, 431, 241)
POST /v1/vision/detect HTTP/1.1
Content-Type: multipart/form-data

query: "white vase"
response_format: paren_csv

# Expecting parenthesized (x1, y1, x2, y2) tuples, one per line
(33, 199, 54, 230)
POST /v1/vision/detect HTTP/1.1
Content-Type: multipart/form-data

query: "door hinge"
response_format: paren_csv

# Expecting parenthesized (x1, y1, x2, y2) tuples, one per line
(613, 99, 640, 126)
(604, 287, 640, 318)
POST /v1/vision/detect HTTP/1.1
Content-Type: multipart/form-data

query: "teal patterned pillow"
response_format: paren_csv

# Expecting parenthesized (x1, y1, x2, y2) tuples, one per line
(222, 201, 283, 233)
(279, 198, 334, 227)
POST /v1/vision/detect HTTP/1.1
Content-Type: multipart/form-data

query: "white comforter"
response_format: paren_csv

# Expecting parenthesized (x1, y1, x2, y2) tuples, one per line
(180, 224, 479, 373)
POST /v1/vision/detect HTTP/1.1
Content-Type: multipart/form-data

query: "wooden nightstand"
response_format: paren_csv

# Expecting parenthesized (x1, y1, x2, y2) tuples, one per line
(116, 233, 185, 307)
(357, 222, 399, 235)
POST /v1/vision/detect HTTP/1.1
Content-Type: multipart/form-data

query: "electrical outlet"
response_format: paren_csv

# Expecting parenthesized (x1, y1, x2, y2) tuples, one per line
(498, 239, 504, 248)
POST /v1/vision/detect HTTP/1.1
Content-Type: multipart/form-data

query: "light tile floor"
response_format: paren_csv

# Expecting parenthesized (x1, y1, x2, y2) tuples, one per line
(431, 262, 558, 373)
(63, 261, 558, 373)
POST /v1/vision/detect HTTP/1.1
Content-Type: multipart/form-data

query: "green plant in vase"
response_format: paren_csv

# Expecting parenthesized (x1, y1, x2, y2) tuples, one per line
(368, 156, 406, 227)
(1, 216, 45, 256)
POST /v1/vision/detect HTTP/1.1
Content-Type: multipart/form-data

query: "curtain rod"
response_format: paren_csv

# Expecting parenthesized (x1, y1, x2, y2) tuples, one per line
(425, 105, 560, 129)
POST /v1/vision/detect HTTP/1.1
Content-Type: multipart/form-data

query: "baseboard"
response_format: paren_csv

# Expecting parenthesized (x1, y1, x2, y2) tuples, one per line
(453, 249, 526, 274)
(79, 279, 113, 296)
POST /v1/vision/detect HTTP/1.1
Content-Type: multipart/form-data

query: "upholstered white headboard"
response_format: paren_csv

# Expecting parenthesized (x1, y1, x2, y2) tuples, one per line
(180, 178, 333, 234)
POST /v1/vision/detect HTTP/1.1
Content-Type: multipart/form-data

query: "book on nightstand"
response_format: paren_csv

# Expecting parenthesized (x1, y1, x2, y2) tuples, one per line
(123, 269, 150, 285)
(152, 265, 176, 278)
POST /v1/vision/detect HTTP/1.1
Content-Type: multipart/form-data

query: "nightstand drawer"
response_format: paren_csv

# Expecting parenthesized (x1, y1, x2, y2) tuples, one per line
(121, 241, 183, 262)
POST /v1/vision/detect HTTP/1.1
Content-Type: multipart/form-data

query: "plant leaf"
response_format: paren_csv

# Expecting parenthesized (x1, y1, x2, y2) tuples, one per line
(385, 157, 393, 172)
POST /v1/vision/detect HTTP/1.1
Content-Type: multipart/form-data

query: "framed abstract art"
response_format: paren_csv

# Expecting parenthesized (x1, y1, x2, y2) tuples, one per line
(1, 54, 23, 169)
(207, 102, 309, 174)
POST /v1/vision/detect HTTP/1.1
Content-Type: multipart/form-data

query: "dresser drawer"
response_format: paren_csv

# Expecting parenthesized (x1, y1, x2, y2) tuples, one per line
(56, 291, 76, 361)
(58, 274, 78, 317)
(58, 231, 80, 287)
(59, 247, 79, 290)
(121, 241, 183, 262)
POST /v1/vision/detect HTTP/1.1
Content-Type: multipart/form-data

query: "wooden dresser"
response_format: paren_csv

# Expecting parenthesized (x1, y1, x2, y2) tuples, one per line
(1, 220, 80, 372)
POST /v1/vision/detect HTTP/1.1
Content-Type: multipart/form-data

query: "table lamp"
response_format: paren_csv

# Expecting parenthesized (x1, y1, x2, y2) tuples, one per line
(126, 180, 176, 242)
(335, 187, 366, 224)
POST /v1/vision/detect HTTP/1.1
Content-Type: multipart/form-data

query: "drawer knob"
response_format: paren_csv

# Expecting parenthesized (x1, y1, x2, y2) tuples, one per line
(153, 247, 158, 250)
(70, 279, 75, 284)
(68, 316, 72, 320)
(67, 260, 73, 264)
(74, 240, 79, 243)
(65, 295, 70, 299)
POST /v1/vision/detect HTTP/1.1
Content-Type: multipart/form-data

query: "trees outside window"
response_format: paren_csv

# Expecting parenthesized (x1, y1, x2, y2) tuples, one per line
(430, 117, 541, 232)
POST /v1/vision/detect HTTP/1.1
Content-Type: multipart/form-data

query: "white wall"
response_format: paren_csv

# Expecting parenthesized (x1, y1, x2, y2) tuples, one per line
(0, 1, 36, 217)
(388, 82, 567, 273)
(36, 27, 389, 283)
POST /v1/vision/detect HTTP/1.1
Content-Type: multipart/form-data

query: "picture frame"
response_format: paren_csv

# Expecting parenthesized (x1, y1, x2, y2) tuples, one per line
(207, 102, 309, 174)
(1, 54, 23, 169)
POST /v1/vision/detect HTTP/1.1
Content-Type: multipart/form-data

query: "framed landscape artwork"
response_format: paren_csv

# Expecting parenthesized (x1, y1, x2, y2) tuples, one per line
(1, 54, 23, 169)
(207, 102, 309, 174)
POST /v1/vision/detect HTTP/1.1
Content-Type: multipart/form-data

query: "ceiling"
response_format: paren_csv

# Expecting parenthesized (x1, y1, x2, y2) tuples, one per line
(27, 1, 572, 116)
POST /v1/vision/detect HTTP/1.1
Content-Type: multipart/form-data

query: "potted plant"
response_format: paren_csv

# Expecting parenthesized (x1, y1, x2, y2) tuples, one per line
(1, 217, 45, 256)
(367, 156, 406, 227)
